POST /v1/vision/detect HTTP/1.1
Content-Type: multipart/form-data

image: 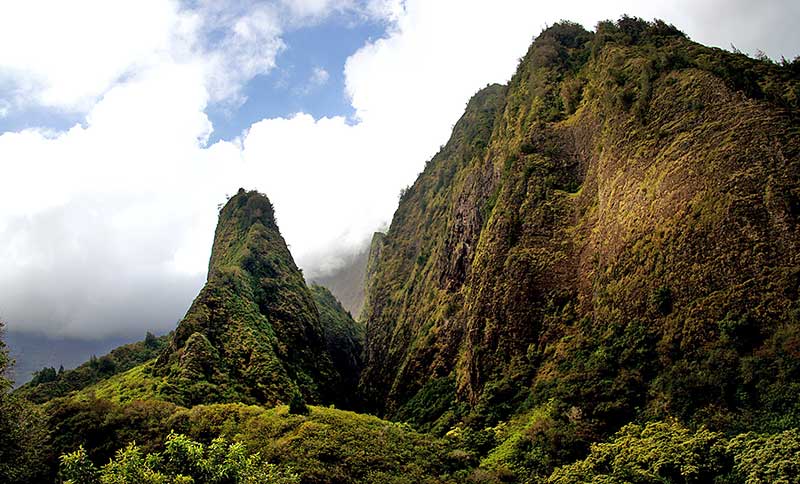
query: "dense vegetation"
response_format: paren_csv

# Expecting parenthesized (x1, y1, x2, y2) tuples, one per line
(0, 319, 49, 483)
(310, 284, 365, 407)
(60, 432, 300, 484)
(40, 396, 468, 483)
(16, 332, 169, 404)
(357, 16, 800, 482)
(3, 17, 800, 484)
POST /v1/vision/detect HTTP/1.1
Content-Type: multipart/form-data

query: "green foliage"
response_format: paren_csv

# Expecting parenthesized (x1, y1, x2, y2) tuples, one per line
(60, 432, 299, 484)
(727, 429, 800, 483)
(16, 332, 169, 403)
(0, 319, 50, 484)
(395, 376, 464, 434)
(548, 421, 800, 484)
(548, 420, 728, 483)
(651, 286, 673, 315)
(310, 284, 364, 409)
(479, 402, 591, 483)
(31, 365, 59, 385)
(60, 446, 100, 484)
(288, 390, 309, 415)
(46, 399, 466, 484)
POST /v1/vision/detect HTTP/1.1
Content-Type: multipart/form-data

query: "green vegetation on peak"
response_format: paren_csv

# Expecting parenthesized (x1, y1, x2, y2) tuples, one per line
(145, 189, 359, 408)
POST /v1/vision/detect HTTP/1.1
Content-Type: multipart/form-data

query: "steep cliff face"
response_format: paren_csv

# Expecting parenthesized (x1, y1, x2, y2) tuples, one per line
(311, 284, 365, 408)
(361, 19, 800, 435)
(154, 189, 360, 407)
(359, 84, 507, 412)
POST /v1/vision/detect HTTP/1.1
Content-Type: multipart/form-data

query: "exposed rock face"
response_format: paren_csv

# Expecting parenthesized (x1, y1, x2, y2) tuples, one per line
(154, 189, 361, 407)
(360, 19, 800, 435)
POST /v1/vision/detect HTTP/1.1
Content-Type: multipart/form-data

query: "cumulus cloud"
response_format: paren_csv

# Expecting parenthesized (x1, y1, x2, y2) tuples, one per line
(0, 0, 798, 338)
(0, 0, 193, 112)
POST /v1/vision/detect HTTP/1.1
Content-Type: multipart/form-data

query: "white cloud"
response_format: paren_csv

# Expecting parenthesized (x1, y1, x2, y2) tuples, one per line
(280, 0, 353, 21)
(295, 66, 331, 95)
(310, 67, 330, 87)
(0, 0, 798, 338)
(0, 0, 289, 113)
(0, 0, 182, 111)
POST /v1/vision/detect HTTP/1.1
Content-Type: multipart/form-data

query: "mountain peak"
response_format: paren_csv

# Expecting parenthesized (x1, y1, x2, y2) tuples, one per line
(153, 188, 359, 407)
(208, 189, 278, 278)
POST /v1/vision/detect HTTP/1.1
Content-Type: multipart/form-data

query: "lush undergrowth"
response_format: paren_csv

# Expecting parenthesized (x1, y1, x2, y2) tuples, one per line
(43, 397, 800, 484)
(43, 397, 471, 483)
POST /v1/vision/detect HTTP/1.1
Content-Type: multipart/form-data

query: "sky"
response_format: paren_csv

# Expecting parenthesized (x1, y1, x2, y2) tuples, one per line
(0, 0, 798, 340)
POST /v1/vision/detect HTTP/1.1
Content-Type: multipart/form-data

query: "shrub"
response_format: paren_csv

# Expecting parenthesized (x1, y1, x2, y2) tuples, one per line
(60, 432, 299, 484)
(288, 390, 309, 416)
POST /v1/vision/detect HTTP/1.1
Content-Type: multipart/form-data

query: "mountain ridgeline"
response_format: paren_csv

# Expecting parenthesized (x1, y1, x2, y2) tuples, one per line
(9, 17, 800, 484)
(359, 18, 800, 438)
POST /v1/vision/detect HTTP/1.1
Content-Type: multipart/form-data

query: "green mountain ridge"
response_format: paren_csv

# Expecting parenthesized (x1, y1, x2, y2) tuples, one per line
(359, 16, 800, 451)
(15, 332, 169, 404)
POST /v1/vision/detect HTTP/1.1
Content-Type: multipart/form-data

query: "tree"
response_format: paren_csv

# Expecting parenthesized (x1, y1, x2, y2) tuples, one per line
(144, 332, 158, 349)
(288, 390, 309, 416)
(60, 432, 299, 484)
(0, 318, 50, 484)
(547, 420, 728, 483)
(31, 366, 58, 385)
(0, 318, 9, 392)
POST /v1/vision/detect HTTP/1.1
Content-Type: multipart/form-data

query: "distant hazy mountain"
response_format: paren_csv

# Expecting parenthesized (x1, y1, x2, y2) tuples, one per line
(311, 245, 370, 319)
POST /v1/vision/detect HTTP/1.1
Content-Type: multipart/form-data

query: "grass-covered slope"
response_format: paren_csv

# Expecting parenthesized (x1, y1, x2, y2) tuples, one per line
(361, 17, 800, 447)
(44, 398, 468, 484)
(14, 332, 168, 404)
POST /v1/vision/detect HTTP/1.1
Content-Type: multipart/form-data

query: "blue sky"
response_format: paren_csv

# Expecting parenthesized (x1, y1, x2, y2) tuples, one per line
(207, 13, 387, 142)
(0, 5, 388, 142)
